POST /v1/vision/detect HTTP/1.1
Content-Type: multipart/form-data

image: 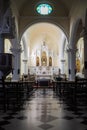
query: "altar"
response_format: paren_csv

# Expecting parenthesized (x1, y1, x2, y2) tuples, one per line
(28, 42, 59, 81)
(37, 78, 51, 87)
(35, 66, 53, 80)
(29, 66, 59, 80)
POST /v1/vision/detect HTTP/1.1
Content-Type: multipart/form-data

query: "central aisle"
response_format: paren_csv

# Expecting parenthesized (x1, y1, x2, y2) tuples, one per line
(1, 88, 87, 130)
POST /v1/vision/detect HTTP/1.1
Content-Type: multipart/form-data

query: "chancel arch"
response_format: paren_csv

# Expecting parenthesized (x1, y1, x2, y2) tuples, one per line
(20, 22, 68, 80)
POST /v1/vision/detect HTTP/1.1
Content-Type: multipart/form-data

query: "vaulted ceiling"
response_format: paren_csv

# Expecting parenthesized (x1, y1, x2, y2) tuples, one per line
(11, 0, 76, 17)
(9, 0, 86, 64)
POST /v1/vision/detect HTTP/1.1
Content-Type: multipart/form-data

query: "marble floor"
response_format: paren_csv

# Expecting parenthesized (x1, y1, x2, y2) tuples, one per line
(0, 88, 87, 130)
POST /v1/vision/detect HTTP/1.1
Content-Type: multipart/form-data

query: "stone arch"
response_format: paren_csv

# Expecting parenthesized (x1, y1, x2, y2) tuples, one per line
(85, 9, 87, 25)
(20, 21, 68, 63)
(20, 21, 68, 58)
(19, 21, 69, 77)
(19, 21, 69, 43)
(68, 18, 84, 80)
(70, 18, 83, 49)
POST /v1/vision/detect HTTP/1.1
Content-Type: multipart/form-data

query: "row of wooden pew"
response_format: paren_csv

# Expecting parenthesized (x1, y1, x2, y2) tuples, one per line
(0, 80, 35, 111)
(53, 79, 87, 101)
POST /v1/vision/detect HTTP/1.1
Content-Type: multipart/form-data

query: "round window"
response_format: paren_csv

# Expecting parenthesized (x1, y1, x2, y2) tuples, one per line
(36, 3, 53, 15)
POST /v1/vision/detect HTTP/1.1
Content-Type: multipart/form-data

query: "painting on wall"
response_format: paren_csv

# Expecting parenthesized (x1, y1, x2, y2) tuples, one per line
(36, 56, 40, 66)
(76, 58, 81, 72)
(49, 56, 52, 66)
(41, 51, 47, 66)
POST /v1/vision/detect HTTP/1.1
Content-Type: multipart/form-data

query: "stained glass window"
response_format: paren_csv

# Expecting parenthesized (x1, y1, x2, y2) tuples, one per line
(36, 3, 52, 15)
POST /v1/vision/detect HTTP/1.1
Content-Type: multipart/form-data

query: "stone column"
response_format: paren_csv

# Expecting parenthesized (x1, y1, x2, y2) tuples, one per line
(0, 35, 4, 53)
(70, 49, 76, 81)
(83, 27, 87, 78)
(22, 59, 28, 81)
(67, 49, 71, 80)
(67, 48, 76, 81)
(22, 59, 28, 75)
(10, 47, 22, 81)
(0, 34, 4, 79)
(61, 59, 65, 74)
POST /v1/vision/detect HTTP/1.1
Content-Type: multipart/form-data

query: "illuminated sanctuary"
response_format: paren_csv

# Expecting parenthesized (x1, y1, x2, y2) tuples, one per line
(0, 1, 87, 130)
(0, 0, 86, 81)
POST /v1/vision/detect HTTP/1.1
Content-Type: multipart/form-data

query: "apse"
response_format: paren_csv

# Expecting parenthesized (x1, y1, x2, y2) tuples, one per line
(21, 22, 68, 76)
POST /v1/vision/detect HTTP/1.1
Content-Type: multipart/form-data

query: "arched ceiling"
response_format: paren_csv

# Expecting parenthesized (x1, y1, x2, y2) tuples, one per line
(10, 0, 80, 38)
(11, 0, 76, 17)
(22, 22, 66, 59)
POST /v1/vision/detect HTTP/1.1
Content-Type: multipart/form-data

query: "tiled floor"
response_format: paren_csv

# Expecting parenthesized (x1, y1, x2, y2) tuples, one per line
(0, 88, 87, 130)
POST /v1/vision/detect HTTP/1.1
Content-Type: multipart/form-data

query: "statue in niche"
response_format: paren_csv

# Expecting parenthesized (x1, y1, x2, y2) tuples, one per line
(76, 58, 81, 72)
(41, 51, 47, 66)
(49, 56, 52, 66)
(36, 56, 39, 66)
